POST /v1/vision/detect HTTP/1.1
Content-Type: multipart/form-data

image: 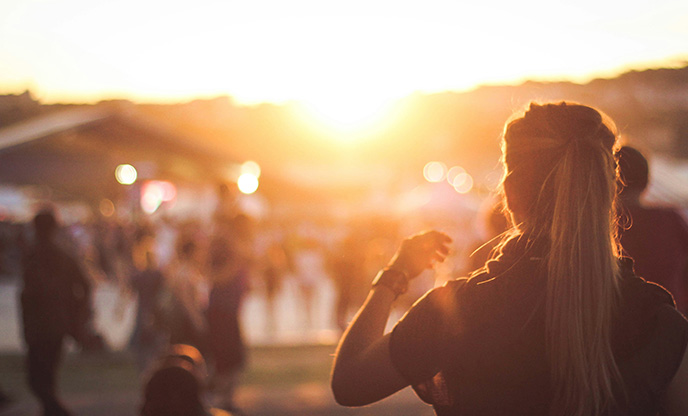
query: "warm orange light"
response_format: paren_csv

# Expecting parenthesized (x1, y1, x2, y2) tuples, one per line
(157, 181, 177, 202)
(237, 173, 259, 194)
(115, 164, 137, 185)
(423, 162, 447, 183)
(453, 172, 474, 194)
(447, 166, 466, 185)
(241, 161, 261, 178)
(297, 95, 398, 138)
(140, 180, 177, 214)
(99, 199, 115, 217)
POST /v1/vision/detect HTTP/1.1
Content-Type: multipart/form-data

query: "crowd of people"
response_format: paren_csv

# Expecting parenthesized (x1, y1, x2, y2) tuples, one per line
(6, 100, 688, 416)
(5, 193, 461, 415)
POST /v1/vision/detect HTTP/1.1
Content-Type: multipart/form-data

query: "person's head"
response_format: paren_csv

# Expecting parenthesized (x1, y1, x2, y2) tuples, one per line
(33, 209, 58, 242)
(140, 360, 204, 416)
(166, 343, 208, 382)
(615, 145, 649, 201)
(140, 344, 208, 416)
(500, 102, 622, 416)
(501, 101, 618, 233)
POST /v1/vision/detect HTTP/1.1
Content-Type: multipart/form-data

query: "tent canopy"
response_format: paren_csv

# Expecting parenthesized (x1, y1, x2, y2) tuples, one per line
(0, 106, 236, 202)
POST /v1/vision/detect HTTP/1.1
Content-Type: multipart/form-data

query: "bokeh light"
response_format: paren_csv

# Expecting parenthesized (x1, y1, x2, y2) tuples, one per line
(156, 181, 177, 202)
(446, 166, 466, 185)
(241, 161, 261, 178)
(140, 183, 163, 214)
(237, 173, 259, 194)
(99, 198, 115, 217)
(423, 161, 447, 183)
(115, 164, 137, 185)
(139, 180, 177, 214)
(453, 172, 474, 194)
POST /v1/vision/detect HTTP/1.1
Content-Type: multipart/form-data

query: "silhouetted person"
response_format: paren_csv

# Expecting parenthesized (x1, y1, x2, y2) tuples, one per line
(617, 146, 688, 315)
(129, 245, 166, 372)
(261, 240, 287, 337)
(331, 102, 688, 415)
(329, 231, 367, 332)
(206, 214, 252, 413)
(20, 209, 91, 416)
(167, 238, 208, 351)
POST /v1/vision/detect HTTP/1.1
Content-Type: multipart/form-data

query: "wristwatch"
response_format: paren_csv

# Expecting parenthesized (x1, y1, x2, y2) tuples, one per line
(372, 267, 410, 299)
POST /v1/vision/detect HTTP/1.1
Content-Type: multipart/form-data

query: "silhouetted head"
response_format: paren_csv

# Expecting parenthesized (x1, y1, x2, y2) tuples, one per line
(33, 210, 58, 242)
(140, 360, 204, 416)
(615, 145, 649, 195)
(501, 101, 618, 233)
(166, 343, 207, 382)
(140, 344, 208, 416)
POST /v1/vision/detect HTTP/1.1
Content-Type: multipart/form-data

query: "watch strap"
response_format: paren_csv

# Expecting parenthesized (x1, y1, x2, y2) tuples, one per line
(372, 267, 409, 299)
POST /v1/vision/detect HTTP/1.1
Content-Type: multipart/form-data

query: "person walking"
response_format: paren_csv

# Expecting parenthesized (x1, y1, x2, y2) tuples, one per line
(20, 209, 92, 416)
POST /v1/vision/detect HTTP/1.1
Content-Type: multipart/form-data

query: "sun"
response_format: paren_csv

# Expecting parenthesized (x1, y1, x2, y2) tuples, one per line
(296, 92, 399, 139)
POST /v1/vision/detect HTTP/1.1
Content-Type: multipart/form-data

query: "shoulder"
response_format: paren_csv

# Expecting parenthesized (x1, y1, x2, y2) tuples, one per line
(407, 277, 473, 314)
(615, 261, 688, 357)
(619, 260, 676, 308)
(630, 206, 688, 229)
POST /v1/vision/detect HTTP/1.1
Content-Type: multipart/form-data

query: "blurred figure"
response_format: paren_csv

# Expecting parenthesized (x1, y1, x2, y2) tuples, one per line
(140, 344, 232, 416)
(261, 240, 287, 337)
(291, 236, 327, 331)
(20, 209, 92, 416)
(128, 240, 167, 372)
(328, 231, 367, 332)
(206, 214, 252, 413)
(616, 145, 688, 314)
(167, 237, 209, 351)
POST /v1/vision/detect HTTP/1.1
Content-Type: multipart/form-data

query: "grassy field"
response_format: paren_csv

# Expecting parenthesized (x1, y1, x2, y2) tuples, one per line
(0, 344, 434, 416)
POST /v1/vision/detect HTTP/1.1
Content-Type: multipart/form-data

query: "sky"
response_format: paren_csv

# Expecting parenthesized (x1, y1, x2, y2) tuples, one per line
(1, 0, 687, 118)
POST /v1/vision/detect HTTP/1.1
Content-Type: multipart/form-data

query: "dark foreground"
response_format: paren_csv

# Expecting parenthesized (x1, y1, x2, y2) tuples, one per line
(0, 343, 433, 416)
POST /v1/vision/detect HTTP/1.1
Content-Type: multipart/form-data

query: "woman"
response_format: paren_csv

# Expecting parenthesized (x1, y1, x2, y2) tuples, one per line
(331, 102, 688, 415)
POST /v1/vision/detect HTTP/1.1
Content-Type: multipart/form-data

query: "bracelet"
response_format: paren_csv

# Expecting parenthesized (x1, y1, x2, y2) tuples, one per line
(372, 267, 410, 299)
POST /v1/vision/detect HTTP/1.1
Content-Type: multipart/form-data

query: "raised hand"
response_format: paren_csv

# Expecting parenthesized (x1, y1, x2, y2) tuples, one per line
(387, 230, 452, 279)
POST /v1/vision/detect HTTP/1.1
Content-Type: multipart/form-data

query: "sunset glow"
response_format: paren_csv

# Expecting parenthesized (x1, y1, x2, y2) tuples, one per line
(1, 0, 687, 117)
(297, 94, 399, 136)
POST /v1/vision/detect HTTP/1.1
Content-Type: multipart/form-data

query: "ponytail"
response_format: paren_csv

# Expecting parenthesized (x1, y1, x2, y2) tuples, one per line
(501, 102, 622, 416)
(546, 138, 622, 416)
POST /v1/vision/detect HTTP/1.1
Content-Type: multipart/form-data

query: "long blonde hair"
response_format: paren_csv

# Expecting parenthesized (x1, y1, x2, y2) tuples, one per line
(500, 102, 622, 415)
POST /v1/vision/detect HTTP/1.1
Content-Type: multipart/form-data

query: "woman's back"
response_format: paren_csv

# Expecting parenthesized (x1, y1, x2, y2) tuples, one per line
(389, 240, 688, 415)
(330, 102, 688, 416)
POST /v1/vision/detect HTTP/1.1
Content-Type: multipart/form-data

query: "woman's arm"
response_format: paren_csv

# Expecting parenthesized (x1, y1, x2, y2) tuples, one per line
(331, 285, 407, 406)
(331, 231, 452, 406)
